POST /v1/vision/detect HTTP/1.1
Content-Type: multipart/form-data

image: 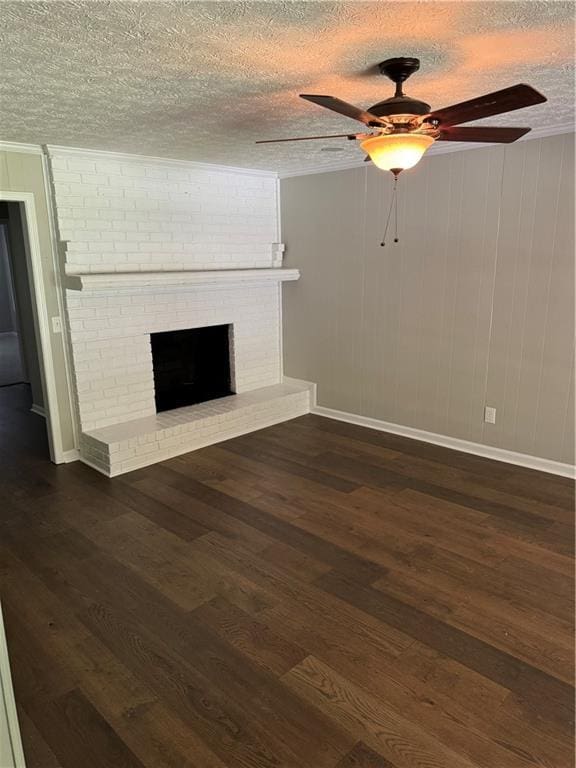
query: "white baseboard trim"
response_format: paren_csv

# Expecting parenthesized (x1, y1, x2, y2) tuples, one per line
(50, 447, 79, 465)
(283, 376, 317, 407)
(311, 404, 576, 479)
(30, 403, 45, 418)
(62, 448, 80, 463)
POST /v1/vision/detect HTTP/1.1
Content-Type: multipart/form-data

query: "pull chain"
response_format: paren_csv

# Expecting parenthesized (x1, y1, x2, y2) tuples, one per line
(380, 171, 400, 247)
(394, 174, 399, 243)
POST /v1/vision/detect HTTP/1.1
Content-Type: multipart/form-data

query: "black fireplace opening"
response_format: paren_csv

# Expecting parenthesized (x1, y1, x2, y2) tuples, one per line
(151, 325, 234, 413)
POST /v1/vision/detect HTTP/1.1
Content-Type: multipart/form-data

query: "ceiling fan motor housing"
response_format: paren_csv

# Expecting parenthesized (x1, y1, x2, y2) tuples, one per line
(368, 96, 431, 118)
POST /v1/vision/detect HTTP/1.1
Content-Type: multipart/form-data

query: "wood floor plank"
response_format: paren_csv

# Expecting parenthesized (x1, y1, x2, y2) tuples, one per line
(255, 488, 571, 668)
(302, 414, 574, 511)
(129, 473, 275, 554)
(302, 492, 573, 660)
(78, 599, 303, 768)
(283, 656, 479, 768)
(3, 603, 76, 709)
(261, 602, 566, 768)
(11, 520, 344, 766)
(143, 463, 387, 583)
(17, 710, 64, 768)
(257, 538, 333, 583)
(28, 689, 146, 768)
(372, 569, 573, 682)
(393, 639, 575, 762)
(111, 700, 230, 768)
(359, 484, 572, 558)
(171, 452, 277, 503)
(190, 596, 308, 676)
(190, 531, 413, 660)
(24, 555, 229, 768)
(335, 741, 397, 767)
(196, 442, 360, 507)
(1, 389, 573, 768)
(84, 511, 216, 611)
(273, 484, 573, 624)
(311, 452, 574, 570)
(315, 570, 574, 732)
(222, 434, 361, 494)
(178, 613, 354, 768)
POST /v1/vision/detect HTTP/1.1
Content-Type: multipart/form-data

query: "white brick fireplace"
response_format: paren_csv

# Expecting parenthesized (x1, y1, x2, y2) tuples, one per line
(48, 148, 313, 475)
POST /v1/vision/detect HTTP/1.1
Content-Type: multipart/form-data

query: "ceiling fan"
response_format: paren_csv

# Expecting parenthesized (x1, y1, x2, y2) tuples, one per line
(256, 57, 546, 175)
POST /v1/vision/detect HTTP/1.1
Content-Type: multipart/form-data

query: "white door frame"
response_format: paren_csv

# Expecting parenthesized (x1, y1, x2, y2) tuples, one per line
(0, 602, 26, 768)
(0, 190, 65, 463)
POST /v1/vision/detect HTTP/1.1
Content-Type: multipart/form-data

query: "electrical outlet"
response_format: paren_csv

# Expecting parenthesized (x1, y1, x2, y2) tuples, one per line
(51, 316, 62, 334)
(484, 406, 496, 424)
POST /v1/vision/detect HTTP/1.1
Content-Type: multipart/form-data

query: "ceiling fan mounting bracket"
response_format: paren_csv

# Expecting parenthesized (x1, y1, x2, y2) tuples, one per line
(378, 57, 420, 95)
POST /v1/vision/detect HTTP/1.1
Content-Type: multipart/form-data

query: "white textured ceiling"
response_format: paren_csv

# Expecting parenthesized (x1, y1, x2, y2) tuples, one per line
(1, 1, 574, 173)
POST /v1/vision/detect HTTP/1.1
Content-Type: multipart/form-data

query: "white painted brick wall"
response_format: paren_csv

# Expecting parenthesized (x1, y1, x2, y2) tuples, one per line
(66, 284, 281, 432)
(48, 151, 279, 274)
(46, 150, 305, 463)
(79, 382, 312, 476)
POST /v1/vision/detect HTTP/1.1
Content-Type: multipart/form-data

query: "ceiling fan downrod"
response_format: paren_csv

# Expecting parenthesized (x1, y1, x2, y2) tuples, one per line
(378, 57, 421, 98)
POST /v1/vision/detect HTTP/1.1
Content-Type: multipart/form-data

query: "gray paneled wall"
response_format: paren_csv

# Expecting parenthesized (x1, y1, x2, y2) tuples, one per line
(281, 133, 575, 465)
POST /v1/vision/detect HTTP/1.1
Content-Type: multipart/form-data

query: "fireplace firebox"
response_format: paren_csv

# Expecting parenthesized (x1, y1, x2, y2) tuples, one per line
(150, 325, 234, 412)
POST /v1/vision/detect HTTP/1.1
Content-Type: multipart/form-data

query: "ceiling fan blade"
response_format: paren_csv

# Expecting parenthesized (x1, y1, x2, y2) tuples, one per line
(300, 94, 384, 126)
(256, 133, 358, 144)
(438, 126, 531, 143)
(429, 84, 546, 127)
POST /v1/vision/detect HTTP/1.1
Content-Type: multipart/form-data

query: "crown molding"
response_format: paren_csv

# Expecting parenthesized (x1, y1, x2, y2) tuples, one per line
(277, 122, 575, 179)
(0, 140, 43, 155)
(278, 158, 369, 179)
(45, 144, 279, 178)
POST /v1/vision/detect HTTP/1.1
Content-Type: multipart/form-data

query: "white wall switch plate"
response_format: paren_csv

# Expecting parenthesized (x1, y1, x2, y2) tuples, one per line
(51, 316, 62, 334)
(484, 406, 496, 424)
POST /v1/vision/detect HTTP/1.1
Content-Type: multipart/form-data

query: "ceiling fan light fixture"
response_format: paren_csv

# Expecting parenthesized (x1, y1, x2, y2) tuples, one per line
(360, 133, 435, 172)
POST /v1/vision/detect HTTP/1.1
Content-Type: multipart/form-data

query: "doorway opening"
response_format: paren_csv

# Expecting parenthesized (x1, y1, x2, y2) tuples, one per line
(0, 201, 49, 458)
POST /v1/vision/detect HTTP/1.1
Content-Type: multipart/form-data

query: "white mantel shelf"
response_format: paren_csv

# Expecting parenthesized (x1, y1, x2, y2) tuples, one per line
(65, 267, 300, 291)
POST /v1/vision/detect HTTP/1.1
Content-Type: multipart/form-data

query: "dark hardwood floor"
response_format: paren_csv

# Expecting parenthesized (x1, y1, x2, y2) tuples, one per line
(1, 384, 574, 768)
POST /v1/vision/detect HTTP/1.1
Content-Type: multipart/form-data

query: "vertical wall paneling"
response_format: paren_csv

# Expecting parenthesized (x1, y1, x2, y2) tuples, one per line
(281, 134, 575, 465)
